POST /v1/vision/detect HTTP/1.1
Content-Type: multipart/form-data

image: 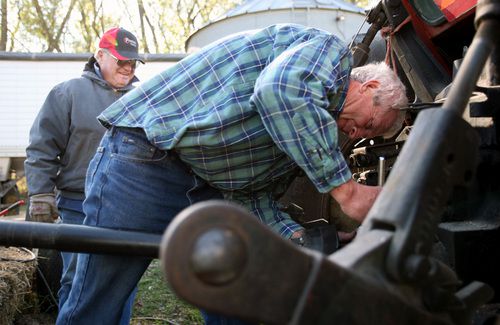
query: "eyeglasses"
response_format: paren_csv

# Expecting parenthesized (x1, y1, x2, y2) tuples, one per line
(364, 106, 376, 131)
(102, 49, 137, 69)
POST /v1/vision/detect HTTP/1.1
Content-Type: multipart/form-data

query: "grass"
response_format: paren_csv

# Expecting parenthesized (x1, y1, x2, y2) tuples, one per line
(131, 259, 203, 325)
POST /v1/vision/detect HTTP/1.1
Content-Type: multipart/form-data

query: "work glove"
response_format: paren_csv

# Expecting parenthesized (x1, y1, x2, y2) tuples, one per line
(29, 193, 59, 223)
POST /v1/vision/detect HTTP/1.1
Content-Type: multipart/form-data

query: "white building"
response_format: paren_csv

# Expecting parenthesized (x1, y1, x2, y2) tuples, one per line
(0, 53, 182, 182)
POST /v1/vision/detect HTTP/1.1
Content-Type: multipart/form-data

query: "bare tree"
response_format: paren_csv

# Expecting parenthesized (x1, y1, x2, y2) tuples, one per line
(137, 0, 151, 53)
(5, 0, 242, 52)
(73, 0, 115, 52)
(4, 0, 377, 53)
(137, 0, 241, 53)
(19, 0, 77, 52)
(0, 0, 7, 50)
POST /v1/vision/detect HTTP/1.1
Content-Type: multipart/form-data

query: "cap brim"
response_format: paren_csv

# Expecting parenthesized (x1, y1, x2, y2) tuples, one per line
(109, 48, 145, 63)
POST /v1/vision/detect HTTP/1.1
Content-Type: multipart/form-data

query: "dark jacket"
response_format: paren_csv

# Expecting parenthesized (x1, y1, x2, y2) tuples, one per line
(25, 57, 137, 200)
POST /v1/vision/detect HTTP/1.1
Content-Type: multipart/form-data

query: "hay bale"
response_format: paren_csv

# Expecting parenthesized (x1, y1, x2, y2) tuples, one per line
(0, 246, 37, 325)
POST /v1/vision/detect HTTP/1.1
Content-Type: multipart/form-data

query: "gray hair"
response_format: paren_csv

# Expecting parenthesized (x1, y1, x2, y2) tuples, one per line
(351, 62, 408, 138)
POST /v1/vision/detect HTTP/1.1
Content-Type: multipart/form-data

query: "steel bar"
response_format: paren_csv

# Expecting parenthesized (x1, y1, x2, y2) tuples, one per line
(161, 200, 454, 325)
(378, 156, 385, 186)
(0, 220, 161, 258)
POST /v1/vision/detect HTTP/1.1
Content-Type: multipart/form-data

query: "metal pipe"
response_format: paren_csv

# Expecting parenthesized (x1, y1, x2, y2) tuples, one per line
(0, 220, 161, 258)
(378, 156, 386, 186)
(0, 200, 25, 217)
(351, 2, 386, 67)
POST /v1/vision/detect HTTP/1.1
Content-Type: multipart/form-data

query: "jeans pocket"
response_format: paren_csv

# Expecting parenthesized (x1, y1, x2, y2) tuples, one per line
(114, 133, 167, 163)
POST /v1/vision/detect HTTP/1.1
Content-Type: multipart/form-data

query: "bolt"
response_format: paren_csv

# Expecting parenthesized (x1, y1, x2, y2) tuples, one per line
(190, 227, 247, 285)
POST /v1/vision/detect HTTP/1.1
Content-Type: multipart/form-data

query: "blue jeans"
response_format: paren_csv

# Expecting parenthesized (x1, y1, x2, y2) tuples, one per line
(57, 196, 137, 325)
(56, 127, 251, 325)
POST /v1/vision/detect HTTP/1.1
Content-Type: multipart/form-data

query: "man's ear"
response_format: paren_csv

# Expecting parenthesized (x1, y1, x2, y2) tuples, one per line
(360, 80, 380, 93)
(95, 49, 104, 63)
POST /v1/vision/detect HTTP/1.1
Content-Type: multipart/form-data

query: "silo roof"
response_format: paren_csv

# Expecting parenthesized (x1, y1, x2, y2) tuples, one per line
(224, 0, 366, 17)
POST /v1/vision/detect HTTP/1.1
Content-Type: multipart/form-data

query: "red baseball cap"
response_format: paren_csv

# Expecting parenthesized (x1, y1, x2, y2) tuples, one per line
(99, 27, 144, 63)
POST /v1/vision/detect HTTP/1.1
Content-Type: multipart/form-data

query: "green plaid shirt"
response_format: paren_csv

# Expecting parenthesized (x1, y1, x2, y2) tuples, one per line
(99, 24, 352, 238)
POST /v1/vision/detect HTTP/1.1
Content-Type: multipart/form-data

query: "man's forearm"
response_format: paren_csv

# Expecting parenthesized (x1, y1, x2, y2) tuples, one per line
(24, 158, 58, 195)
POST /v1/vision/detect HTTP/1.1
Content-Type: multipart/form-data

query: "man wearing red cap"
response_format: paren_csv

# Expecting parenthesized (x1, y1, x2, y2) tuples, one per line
(24, 27, 143, 324)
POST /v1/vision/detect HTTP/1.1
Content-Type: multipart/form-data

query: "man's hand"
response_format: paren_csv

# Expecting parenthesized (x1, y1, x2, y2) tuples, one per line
(330, 179, 382, 223)
(29, 193, 59, 223)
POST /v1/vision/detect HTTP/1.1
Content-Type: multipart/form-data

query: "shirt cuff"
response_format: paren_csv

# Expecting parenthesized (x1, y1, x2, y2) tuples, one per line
(304, 147, 352, 193)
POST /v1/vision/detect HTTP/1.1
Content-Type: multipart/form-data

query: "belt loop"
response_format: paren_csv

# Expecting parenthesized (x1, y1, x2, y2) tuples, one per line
(110, 126, 117, 137)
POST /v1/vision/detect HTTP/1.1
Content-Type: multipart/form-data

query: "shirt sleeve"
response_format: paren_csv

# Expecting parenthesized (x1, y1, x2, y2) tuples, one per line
(250, 32, 352, 193)
(24, 84, 71, 195)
